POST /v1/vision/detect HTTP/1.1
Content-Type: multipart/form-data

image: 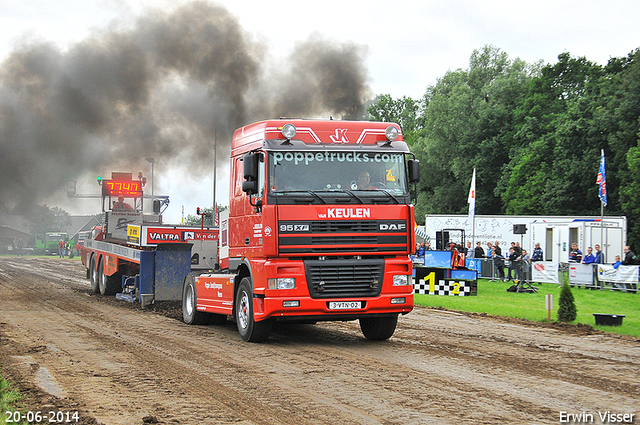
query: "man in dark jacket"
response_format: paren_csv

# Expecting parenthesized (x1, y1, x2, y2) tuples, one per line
(474, 242, 485, 258)
(622, 246, 637, 265)
(506, 247, 519, 281)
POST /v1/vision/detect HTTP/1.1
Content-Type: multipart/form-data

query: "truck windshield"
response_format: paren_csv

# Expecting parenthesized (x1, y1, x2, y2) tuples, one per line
(268, 151, 409, 196)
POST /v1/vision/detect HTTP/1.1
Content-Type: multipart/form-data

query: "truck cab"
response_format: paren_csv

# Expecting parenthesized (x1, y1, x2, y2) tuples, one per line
(206, 119, 419, 341)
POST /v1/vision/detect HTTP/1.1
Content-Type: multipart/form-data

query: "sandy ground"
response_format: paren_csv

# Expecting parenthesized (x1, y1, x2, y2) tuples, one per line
(0, 256, 638, 425)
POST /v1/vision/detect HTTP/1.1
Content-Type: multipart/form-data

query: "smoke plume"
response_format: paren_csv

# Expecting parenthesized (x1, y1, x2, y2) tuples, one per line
(0, 1, 371, 213)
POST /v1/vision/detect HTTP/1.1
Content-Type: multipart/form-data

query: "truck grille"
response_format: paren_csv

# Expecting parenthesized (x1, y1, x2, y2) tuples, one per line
(304, 258, 384, 298)
(279, 220, 408, 254)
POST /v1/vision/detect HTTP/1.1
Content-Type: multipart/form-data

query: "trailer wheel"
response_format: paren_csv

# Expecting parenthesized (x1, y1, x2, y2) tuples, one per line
(235, 278, 272, 342)
(182, 274, 210, 325)
(89, 256, 100, 294)
(359, 315, 398, 341)
(98, 259, 120, 296)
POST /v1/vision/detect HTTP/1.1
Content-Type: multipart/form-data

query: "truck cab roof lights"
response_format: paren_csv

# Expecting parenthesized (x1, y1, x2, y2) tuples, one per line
(385, 125, 399, 144)
(281, 123, 297, 141)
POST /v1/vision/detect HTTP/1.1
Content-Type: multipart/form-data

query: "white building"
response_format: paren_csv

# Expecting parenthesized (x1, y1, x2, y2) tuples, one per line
(423, 214, 626, 263)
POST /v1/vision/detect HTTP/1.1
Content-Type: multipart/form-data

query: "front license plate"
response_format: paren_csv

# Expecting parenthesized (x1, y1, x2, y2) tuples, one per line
(328, 301, 363, 310)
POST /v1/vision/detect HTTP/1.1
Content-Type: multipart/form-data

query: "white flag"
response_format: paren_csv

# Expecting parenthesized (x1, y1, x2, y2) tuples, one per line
(468, 168, 476, 233)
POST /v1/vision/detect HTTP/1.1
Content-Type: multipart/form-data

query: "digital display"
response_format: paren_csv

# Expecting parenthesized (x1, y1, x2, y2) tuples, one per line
(102, 180, 142, 197)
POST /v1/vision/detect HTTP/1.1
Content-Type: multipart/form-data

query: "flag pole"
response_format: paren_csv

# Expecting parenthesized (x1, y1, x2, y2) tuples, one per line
(468, 168, 476, 249)
(601, 199, 604, 261)
(597, 149, 607, 261)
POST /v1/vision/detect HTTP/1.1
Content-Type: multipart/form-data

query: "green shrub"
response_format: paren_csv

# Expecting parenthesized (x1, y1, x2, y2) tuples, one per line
(557, 282, 577, 322)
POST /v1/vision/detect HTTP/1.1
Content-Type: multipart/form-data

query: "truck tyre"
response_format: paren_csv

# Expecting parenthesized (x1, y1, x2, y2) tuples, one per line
(98, 259, 120, 296)
(89, 256, 100, 294)
(235, 278, 272, 342)
(182, 274, 210, 325)
(359, 315, 398, 341)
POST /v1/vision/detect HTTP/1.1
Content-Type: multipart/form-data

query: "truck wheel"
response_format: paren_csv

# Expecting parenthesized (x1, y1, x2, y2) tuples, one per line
(235, 278, 272, 342)
(98, 260, 120, 296)
(182, 274, 210, 325)
(359, 315, 398, 341)
(89, 256, 100, 294)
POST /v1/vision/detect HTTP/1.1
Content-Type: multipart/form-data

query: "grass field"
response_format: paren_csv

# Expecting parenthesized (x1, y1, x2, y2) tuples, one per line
(415, 279, 640, 338)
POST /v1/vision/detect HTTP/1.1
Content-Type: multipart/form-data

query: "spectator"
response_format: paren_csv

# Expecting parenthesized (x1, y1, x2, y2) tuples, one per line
(486, 242, 493, 259)
(466, 241, 473, 258)
(493, 251, 506, 280)
(511, 241, 521, 256)
(507, 247, 519, 281)
(493, 241, 502, 256)
(568, 243, 582, 263)
(531, 242, 543, 261)
(519, 249, 531, 281)
(622, 246, 637, 265)
(416, 242, 425, 257)
(58, 239, 65, 258)
(582, 247, 596, 264)
(425, 242, 431, 250)
(474, 242, 485, 258)
(594, 244, 604, 264)
(16, 238, 24, 257)
(612, 254, 622, 269)
(74, 242, 82, 256)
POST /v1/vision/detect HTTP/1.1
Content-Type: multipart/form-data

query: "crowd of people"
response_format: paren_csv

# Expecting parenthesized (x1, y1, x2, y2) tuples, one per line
(414, 238, 639, 282)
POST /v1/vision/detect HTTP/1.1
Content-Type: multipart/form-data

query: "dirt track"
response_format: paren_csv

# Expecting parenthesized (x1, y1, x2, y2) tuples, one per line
(0, 256, 638, 425)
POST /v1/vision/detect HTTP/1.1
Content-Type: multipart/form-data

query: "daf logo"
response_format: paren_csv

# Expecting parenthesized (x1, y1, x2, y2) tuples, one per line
(380, 223, 406, 231)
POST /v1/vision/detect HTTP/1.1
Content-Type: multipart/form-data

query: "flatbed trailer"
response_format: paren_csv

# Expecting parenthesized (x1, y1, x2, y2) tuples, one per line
(80, 172, 218, 307)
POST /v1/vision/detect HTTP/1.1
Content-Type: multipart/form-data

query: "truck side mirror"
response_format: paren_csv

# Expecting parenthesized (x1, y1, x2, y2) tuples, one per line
(242, 180, 258, 194)
(408, 159, 420, 183)
(242, 152, 260, 195)
(243, 152, 259, 181)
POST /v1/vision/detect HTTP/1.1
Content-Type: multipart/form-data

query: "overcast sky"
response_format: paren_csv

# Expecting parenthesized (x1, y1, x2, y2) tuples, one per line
(2, 0, 639, 223)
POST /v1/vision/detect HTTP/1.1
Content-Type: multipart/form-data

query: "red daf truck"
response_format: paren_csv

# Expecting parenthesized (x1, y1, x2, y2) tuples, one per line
(183, 119, 420, 341)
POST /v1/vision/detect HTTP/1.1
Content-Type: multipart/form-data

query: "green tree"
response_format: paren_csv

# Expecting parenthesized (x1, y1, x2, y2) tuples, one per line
(502, 49, 640, 225)
(557, 281, 577, 322)
(411, 45, 537, 222)
(366, 94, 423, 143)
(500, 53, 605, 215)
(25, 204, 71, 234)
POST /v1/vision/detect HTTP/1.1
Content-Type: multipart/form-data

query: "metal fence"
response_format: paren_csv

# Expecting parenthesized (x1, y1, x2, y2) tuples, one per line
(473, 258, 638, 292)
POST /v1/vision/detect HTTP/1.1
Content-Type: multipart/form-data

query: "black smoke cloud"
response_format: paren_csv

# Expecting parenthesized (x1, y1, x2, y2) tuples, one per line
(0, 1, 371, 212)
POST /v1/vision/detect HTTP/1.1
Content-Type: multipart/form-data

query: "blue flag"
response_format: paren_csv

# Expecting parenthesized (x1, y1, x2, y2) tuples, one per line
(596, 149, 607, 206)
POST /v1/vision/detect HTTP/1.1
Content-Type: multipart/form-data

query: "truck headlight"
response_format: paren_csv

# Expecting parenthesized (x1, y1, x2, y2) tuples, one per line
(281, 123, 297, 140)
(385, 125, 399, 142)
(393, 275, 411, 286)
(268, 277, 296, 289)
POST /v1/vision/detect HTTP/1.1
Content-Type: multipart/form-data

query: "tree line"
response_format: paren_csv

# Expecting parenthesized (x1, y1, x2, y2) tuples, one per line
(367, 45, 640, 248)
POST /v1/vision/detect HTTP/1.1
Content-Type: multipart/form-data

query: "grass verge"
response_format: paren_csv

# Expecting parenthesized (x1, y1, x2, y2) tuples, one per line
(0, 373, 26, 425)
(414, 279, 640, 338)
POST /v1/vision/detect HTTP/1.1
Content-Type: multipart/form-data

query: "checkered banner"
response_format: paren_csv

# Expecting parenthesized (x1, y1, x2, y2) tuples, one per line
(414, 279, 477, 296)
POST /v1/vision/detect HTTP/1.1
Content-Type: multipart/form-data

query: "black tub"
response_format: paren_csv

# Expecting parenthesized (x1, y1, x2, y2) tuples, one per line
(593, 314, 625, 326)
